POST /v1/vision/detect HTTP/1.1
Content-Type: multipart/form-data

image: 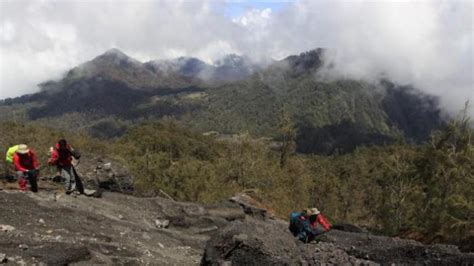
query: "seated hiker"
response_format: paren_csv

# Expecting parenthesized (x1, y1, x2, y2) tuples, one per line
(12, 144, 39, 192)
(48, 139, 83, 194)
(289, 207, 331, 243)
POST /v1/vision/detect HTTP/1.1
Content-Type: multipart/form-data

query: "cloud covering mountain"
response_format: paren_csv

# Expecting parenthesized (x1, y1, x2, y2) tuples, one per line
(0, 0, 472, 114)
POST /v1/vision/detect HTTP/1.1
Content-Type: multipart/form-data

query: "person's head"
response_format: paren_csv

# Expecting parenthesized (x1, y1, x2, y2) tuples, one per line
(301, 209, 308, 216)
(16, 144, 29, 155)
(58, 139, 67, 149)
(307, 208, 320, 221)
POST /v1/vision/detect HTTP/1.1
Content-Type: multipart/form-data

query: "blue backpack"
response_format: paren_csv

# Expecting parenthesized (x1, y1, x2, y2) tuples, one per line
(289, 211, 316, 243)
(289, 212, 305, 236)
(289, 212, 301, 223)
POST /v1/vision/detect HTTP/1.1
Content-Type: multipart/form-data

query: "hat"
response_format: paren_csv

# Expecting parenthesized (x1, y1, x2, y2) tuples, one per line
(16, 144, 29, 154)
(307, 208, 320, 216)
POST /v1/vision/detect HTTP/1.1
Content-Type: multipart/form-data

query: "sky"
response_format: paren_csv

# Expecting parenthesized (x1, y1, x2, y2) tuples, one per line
(0, 0, 472, 115)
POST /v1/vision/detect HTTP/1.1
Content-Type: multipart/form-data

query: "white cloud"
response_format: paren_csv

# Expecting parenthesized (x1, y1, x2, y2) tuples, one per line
(233, 8, 272, 27)
(0, 0, 472, 115)
(195, 40, 239, 63)
(0, 21, 15, 42)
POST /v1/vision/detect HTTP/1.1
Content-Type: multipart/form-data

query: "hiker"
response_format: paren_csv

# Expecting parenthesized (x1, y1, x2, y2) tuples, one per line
(4, 144, 19, 181)
(12, 144, 39, 192)
(289, 207, 331, 243)
(47, 146, 62, 182)
(48, 139, 83, 194)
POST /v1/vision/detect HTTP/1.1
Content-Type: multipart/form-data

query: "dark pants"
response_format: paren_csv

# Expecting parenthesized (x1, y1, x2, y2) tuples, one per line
(16, 170, 38, 192)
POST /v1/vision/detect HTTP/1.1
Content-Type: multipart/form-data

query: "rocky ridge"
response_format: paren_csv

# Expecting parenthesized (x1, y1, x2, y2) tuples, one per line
(0, 184, 473, 265)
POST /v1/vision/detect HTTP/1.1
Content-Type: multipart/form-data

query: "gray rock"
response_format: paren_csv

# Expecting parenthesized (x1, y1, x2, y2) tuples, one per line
(0, 253, 7, 263)
(103, 163, 112, 171)
(232, 234, 248, 242)
(202, 219, 301, 265)
(155, 219, 170, 228)
(0, 224, 15, 232)
(74, 155, 134, 193)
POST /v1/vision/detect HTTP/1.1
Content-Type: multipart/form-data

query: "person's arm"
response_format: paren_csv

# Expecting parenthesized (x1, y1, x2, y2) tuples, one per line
(13, 154, 27, 172)
(48, 149, 58, 165)
(31, 151, 39, 169)
(317, 214, 331, 231)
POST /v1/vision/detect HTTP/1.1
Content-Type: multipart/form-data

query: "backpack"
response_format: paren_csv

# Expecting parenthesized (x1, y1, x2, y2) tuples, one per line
(289, 212, 305, 236)
(289, 212, 300, 223)
(71, 149, 81, 159)
(57, 147, 72, 161)
(56, 145, 81, 162)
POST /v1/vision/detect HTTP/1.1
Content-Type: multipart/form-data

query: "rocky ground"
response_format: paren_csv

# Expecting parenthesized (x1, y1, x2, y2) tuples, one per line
(0, 185, 235, 265)
(56, 154, 134, 194)
(0, 170, 473, 265)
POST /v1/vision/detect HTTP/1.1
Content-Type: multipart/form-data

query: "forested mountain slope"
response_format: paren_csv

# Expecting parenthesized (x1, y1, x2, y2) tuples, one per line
(0, 48, 444, 153)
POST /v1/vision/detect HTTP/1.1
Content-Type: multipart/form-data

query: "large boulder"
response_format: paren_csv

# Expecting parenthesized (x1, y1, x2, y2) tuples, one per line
(74, 154, 134, 193)
(202, 218, 302, 265)
(316, 229, 474, 265)
(201, 218, 372, 265)
(202, 194, 378, 265)
(229, 192, 276, 220)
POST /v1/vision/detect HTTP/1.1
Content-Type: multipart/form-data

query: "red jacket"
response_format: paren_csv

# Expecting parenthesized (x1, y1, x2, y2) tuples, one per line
(49, 143, 73, 167)
(309, 214, 331, 231)
(13, 150, 38, 172)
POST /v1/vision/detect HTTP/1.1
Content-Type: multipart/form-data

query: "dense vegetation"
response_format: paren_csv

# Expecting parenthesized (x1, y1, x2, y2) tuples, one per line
(1, 105, 471, 249)
(0, 49, 444, 155)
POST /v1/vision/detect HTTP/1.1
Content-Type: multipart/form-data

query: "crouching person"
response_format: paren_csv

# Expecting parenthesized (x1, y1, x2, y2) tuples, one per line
(48, 139, 84, 195)
(289, 207, 331, 243)
(12, 144, 39, 192)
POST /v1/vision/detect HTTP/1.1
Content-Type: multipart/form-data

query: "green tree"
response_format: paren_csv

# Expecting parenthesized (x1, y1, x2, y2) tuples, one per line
(279, 109, 296, 168)
(415, 102, 473, 242)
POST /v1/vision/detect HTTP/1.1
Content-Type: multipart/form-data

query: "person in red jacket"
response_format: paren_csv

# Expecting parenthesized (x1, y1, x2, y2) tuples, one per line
(13, 144, 39, 192)
(307, 207, 331, 231)
(48, 139, 83, 194)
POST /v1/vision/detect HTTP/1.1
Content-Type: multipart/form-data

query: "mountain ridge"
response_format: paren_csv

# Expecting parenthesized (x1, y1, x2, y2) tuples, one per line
(0, 47, 445, 154)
